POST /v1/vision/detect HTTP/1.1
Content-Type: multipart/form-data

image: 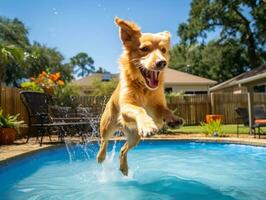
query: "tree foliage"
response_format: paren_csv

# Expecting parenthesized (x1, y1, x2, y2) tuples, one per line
(0, 43, 24, 84)
(95, 67, 109, 73)
(170, 39, 248, 82)
(90, 78, 118, 96)
(170, 0, 266, 82)
(0, 16, 96, 86)
(177, 0, 266, 69)
(71, 52, 95, 77)
(0, 17, 29, 48)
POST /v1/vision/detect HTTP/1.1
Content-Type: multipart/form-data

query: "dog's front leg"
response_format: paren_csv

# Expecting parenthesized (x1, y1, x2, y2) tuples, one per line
(164, 109, 184, 128)
(158, 106, 184, 128)
(121, 104, 158, 137)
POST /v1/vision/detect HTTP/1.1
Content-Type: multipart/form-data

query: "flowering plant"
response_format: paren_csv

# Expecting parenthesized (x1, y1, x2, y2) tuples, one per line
(21, 71, 65, 94)
(31, 71, 64, 88)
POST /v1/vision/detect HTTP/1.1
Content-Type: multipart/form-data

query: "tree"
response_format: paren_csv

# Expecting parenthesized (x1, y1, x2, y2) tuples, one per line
(27, 42, 66, 77)
(95, 67, 109, 73)
(0, 44, 24, 81)
(0, 17, 28, 85)
(0, 16, 30, 48)
(170, 39, 248, 82)
(0, 43, 24, 105)
(53, 63, 74, 82)
(71, 52, 95, 77)
(91, 78, 118, 96)
(0, 16, 74, 85)
(178, 0, 266, 69)
(170, 44, 203, 73)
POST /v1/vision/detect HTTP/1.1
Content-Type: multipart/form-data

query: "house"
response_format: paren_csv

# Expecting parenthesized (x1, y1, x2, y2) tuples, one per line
(210, 64, 266, 94)
(72, 68, 217, 95)
(163, 68, 217, 94)
(210, 64, 266, 134)
(71, 72, 119, 94)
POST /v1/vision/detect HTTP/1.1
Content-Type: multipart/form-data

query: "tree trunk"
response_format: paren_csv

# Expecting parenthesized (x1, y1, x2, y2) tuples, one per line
(0, 81, 2, 107)
(246, 33, 259, 69)
(232, 6, 260, 69)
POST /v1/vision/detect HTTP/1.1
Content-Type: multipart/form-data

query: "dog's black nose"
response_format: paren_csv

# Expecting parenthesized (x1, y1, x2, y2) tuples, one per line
(156, 60, 167, 69)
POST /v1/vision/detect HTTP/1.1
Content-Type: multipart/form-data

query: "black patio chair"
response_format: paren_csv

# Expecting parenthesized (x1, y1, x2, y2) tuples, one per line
(235, 106, 266, 138)
(254, 105, 266, 119)
(254, 106, 266, 138)
(20, 91, 93, 145)
(20, 91, 53, 145)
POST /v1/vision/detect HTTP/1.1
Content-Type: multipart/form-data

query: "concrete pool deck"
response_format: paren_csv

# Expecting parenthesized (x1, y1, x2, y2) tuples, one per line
(1, 133, 266, 163)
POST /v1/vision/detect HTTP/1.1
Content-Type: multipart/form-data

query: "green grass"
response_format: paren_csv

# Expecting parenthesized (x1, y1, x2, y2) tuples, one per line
(172, 124, 266, 134)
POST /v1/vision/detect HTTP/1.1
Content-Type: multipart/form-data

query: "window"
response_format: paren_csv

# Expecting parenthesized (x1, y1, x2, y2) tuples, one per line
(184, 91, 207, 95)
(165, 87, 173, 93)
(194, 91, 207, 95)
(102, 73, 111, 81)
(254, 85, 266, 93)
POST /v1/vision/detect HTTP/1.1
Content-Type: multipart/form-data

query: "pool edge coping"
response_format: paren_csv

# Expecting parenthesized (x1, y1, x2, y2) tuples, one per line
(1, 137, 266, 165)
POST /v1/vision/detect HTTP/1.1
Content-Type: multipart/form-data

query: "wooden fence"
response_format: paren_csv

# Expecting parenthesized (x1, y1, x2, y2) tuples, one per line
(211, 93, 266, 124)
(167, 95, 211, 125)
(1, 87, 266, 126)
(1, 87, 28, 123)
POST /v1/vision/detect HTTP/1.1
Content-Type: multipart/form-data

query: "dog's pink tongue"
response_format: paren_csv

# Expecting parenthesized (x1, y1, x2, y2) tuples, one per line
(149, 71, 158, 88)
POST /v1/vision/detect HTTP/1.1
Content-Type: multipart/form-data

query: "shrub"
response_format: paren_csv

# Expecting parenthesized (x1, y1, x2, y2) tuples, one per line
(165, 92, 184, 98)
(200, 119, 222, 136)
(0, 109, 24, 130)
(21, 81, 43, 92)
(53, 84, 79, 108)
(91, 78, 118, 96)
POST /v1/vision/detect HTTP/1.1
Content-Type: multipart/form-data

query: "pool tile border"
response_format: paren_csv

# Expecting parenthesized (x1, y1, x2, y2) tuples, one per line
(1, 136, 266, 165)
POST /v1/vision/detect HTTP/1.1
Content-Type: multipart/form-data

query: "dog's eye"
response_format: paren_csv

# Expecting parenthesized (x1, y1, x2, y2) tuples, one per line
(161, 47, 167, 54)
(140, 46, 149, 52)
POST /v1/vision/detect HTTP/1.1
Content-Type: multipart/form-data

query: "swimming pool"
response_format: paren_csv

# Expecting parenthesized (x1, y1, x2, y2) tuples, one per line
(1, 141, 266, 200)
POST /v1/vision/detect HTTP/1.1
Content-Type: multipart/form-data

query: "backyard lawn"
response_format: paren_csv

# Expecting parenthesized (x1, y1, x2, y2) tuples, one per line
(174, 124, 266, 134)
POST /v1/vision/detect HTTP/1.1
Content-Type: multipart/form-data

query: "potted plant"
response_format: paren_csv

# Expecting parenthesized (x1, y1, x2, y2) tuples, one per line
(0, 109, 24, 145)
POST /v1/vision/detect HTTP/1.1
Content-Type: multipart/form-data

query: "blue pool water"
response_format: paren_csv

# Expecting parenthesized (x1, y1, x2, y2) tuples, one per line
(1, 141, 266, 200)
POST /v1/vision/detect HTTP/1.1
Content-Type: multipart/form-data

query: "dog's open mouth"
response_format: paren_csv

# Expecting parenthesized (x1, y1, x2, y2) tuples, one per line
(140, 68, 160, 89)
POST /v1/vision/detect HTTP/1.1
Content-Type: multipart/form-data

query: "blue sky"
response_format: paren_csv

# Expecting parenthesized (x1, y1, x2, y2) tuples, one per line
(1, 0, 194, 74)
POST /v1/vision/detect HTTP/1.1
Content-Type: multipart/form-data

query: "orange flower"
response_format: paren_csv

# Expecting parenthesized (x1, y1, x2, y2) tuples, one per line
(41, 71, 47, 76)
(30, 77, 35, 81)
(57, 80, 64, 86)
(39, 75, 44, 81)
(49, 74, 56, 81)
(48, 79, 54, 85)
(50, 72, 61, 81)
(55, 72, 60, 78)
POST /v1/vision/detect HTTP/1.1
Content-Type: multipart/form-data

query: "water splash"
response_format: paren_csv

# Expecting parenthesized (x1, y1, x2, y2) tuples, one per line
(96, 141, 118, 182)
(96, 141, 137, 182)
(65, 139, 73, 163)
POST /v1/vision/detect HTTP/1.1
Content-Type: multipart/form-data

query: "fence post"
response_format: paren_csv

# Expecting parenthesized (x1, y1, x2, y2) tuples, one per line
(210, 93, 214, 114)
(247, 89, 254, 135)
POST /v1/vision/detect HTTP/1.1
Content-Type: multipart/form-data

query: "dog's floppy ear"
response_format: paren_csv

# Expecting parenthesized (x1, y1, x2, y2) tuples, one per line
(160, 31, 171, 41)
(115, 16, 141, 49)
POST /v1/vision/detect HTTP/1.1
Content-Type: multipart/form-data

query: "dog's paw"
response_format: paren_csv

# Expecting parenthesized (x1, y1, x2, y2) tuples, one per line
(167, 117, 184, 128)
(138, 117, 158, 137)
(97, 150, 106, 163)
(165, 115, 184, 128)
(120, 163, 128, 176)
(163, 109, 184, 128)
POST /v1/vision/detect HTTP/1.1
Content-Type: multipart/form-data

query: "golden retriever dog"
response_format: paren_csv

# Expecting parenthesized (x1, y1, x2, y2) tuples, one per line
(97, 17, 183, 175)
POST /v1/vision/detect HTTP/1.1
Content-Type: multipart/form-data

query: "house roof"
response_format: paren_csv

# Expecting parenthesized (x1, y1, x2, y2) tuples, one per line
(164, 68, 217, 85)
(71, 73, 119, 87)
(72, 68, 217, 87)
(210, 64, 266, 92)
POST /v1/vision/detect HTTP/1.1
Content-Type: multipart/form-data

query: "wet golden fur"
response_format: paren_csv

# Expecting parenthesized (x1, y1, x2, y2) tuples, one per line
(97, 17, 183, 175)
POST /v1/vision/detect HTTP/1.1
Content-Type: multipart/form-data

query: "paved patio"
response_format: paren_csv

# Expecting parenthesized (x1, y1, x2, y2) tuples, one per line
(1, 133, 266, 163)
